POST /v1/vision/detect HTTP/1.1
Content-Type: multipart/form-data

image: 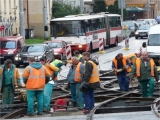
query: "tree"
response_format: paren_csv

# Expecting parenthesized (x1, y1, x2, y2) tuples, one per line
(107, 0, 128, 20)
(93, 0, 128, 20)
(93, 0, 107, 13)
(52, 1, 80, 18)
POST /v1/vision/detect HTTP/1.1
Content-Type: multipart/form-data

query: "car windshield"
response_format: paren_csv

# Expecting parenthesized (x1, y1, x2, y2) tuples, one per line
(139, 25, 150, 30)
(51, 20, 85, 37)
(0, 41, 16, 49)
(148, 34, 160, 46)
(21, 45, 44, 52)
(48, 42, 61, 48)
(122, 22, 134, 27)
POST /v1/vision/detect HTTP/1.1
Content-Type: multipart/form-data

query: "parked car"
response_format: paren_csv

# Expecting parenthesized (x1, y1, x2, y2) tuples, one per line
(44, 40, 67, 60)
(155, 16, 160, 24)
(0, 36, 25, 63)
(135, 25, 151, 39)
(122, 21, 139, 36)
(14, 44, 54, 67)
(144, 19, 157, 26)
(136, 20, 146, 27)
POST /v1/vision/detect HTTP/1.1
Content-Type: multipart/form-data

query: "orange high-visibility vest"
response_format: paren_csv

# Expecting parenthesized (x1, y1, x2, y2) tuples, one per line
(125, 53, 136, 59)
(74, 62, 82, 82)
(136, 58, 155, 77)
(87, 61, 100, 83)
(113, 57, 131, 74)
(26, 66, 46, 89)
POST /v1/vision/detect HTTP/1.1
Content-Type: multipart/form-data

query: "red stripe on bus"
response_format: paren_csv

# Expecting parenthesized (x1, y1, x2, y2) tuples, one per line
(110, 27, 122, 31)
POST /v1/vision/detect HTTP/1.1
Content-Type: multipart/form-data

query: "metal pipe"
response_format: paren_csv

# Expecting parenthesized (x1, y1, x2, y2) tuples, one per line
(80, 0, 84, 14)
(43, 0, 48, 40)
(19, 0, 25, 39)
(26, 0, 29, 29)
(121, 0, 123, 21)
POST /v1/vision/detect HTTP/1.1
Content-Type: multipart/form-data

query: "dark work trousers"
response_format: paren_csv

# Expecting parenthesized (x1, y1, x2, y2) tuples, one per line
(117, 72, 130, 91)
(83, 89, 94, 111)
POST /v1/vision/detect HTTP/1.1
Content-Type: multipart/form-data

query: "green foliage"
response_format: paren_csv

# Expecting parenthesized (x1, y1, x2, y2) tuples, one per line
(93, 0, 128, 20)
(93, 0, 107, 13)
(52, 1, 80, 18)
(107, 0, 128, 20)
(25, 38, 45, 44)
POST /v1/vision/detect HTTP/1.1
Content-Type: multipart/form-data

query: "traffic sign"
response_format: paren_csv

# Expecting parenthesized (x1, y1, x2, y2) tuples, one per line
(0, 25, 5, 31)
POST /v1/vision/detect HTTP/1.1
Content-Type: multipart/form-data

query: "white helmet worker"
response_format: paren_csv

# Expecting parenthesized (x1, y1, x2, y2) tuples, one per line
(135, 50, 141, 58)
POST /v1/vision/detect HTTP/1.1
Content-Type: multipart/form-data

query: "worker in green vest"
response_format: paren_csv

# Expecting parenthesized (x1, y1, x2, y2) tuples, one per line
(50, 59, 67, 69)
(73, 50, 84, 63)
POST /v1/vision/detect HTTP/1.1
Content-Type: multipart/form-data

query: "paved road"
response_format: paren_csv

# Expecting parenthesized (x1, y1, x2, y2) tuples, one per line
(15, 37, 146, 85)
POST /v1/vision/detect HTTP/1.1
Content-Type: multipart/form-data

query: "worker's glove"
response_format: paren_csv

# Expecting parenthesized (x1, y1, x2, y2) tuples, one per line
(117, 69, 123, 73)
(79, 81, 89, 92)
(124, 65, 129, 70)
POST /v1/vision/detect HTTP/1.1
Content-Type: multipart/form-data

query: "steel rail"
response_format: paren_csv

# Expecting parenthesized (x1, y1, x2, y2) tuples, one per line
(87, 91, 134, 120)
(1, 108, 26, 119)
(151, 97, 160, 118)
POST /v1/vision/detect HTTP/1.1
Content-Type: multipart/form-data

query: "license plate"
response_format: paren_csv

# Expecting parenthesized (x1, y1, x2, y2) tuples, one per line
(23, 61, 28, 63)
(0, 56, 4, 59)
(140, 34, 146, 36)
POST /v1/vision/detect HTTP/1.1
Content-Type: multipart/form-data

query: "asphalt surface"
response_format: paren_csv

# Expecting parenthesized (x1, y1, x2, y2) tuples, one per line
(18, 37, 157, 120)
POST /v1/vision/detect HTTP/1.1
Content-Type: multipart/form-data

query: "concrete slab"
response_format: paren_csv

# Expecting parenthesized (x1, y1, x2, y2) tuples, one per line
(18, 111, 159, 120)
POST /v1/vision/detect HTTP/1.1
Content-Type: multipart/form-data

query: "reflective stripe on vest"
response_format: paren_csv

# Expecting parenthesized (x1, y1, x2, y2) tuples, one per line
(87, 60, 100, 83)
(74, 62, 82, 82)
(26, 66, 45, 89)
(136, 58, 155, 77)
(113, 57, 131, 73)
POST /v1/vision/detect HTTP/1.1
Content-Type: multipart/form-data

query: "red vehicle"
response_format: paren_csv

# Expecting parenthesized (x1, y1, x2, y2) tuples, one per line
(0, 36, 25, 63)
(44, 40, 67, 60)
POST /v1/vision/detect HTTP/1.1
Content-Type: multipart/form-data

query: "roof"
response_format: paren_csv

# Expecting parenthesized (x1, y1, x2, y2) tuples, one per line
(44, 40, 63, 43)
(51, 14, 120, 21)
(0, 36, 23, 41)
(126, 6, 145, 12)
(149, 24, 160, 34)
(24, 44, 46, 46)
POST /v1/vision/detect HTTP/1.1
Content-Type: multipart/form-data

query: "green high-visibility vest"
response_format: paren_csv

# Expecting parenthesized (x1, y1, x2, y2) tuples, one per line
(51, 59, 62, 66)
(78, 54, 82, 60)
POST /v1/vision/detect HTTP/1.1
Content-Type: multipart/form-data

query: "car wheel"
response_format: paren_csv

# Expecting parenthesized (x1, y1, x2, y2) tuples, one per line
(89, 43, 92, 52)
(113, 39, 118, 47)
(135, 36, 138, 39)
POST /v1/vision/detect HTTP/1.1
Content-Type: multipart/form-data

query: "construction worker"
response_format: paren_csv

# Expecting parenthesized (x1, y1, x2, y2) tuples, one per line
(39, 57, 59, 113)
(125, 50, 141, 65)
(0, 59, 22, 107)
(129, 52, 158, 97)
(67, 57, 84, 109)
(80, 52, 100, 114)
(73, 50, 84, 63)
(50, 59, 67, 69)
(22, 57, 50, 116)
(112, 53, 131, 91)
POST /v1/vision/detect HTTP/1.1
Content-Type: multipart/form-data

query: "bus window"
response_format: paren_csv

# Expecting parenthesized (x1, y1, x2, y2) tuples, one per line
(92, 19, 97, 30)
(109, 17, 121, 27)
(50, 20, 86, 37)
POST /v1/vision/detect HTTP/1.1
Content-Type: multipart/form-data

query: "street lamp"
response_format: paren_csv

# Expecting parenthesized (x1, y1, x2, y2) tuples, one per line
(145, 0, 151, 19)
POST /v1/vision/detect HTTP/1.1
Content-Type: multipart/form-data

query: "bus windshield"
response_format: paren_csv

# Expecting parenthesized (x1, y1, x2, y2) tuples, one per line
(51, 20, 85, 37)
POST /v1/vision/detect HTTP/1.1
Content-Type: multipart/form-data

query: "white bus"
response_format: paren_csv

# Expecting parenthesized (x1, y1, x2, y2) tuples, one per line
(50, 13, 124, 52)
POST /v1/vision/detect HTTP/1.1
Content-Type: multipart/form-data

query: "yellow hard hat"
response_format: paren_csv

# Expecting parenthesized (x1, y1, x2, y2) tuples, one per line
(123, 25, 127, 30)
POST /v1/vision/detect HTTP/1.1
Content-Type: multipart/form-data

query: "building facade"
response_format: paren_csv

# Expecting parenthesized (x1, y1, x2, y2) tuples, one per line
(105, 0, 160, 19)
(0, 0, 52, 38)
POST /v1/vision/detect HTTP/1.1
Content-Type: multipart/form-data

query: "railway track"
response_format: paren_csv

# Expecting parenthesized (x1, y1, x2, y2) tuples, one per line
(0, 69, 160, 119)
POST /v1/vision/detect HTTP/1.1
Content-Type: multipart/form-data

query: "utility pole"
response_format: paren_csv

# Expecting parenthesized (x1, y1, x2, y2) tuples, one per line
(19, 0, 25, 39)
(147, 0, 150, 18)
(121, 0, 123, 21)
(80, 0, 84, 14)
(43, 0, 48, 40)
